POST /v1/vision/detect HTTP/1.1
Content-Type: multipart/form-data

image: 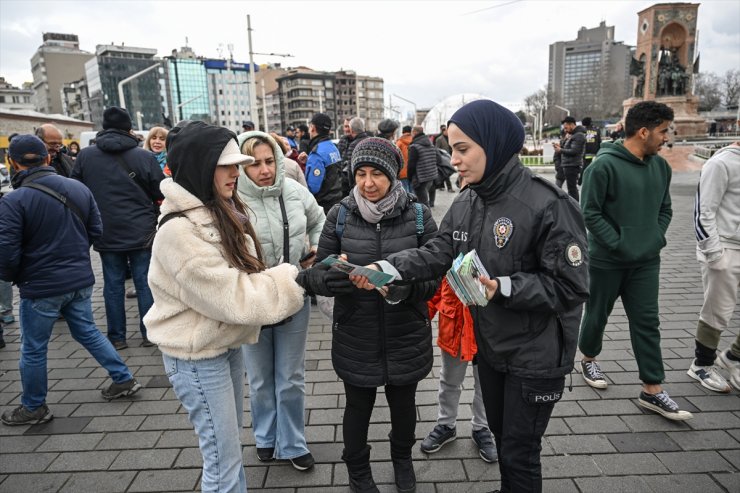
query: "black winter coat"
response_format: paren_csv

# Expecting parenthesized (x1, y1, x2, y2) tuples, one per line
(72, 129, 165, 251)
(408, 133, 439, 186)
(385, 157, 590, 379)
(316, 191, 439, 387)
(0, 167, 102, 298)
(560, 125, 586, 168)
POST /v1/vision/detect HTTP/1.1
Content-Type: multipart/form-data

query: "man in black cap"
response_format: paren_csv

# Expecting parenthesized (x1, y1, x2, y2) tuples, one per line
(72, 106, 165, 350)
(553, 116, 585, 201)
(0, 134, 141, 426)
(242, 121, 255, 132)
(300, 113, 342, 213)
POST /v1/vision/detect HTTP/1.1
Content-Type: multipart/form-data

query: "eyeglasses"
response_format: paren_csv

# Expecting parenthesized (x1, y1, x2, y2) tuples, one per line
(45, 142, 63, 149)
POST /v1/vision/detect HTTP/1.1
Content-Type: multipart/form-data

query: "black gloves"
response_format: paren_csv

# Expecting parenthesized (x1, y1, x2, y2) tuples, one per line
(296, 262, 355, 297)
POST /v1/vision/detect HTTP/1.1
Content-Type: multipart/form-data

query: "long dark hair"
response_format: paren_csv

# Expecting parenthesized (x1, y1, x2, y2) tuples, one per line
(206, 183, 265, 274)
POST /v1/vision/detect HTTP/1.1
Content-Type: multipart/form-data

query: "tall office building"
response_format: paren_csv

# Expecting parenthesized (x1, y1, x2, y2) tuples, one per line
(205, 59, 257, 134)
(165, 47, 211, 124)
(30, 33, 93, 114)
(334, 70, 384, 132)
(276, 68, 336, 133)
(548, 22, 633, 119)
(84, 44, 164, 130)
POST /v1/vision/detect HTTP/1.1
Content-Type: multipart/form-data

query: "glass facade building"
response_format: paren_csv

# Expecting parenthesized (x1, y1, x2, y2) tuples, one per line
(168, 58, 210, 122)
(205, 59, 257, 134)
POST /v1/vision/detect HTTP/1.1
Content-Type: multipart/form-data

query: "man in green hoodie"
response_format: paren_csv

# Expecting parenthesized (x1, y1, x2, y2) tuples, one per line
(578, 101, 692, 421)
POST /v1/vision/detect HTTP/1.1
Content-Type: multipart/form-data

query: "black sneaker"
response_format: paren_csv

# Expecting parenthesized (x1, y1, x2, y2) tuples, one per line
(1, 404, 53, 426)
(112, 340, 128, 351)
(256, 447, 275, 462)
(420, 424, 456, 453)
(101, 378, 142, 400)
(472, 428, 498, 463)
(0, 335, 5, 349)
(637, 390, 693, 421)
(289, 452, 315, 471)
(580, 360, 607, 389)
(140, 338, 155, 348)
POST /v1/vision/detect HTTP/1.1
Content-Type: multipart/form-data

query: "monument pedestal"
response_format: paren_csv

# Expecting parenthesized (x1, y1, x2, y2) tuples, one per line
(623, 95, 706, 139)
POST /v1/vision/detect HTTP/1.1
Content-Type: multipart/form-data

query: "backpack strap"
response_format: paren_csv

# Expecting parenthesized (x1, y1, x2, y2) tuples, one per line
(414, 202, 424, 242)
(335, 203, 348, 240)
(20, 172, 86, 225)
(158, 212, 186, 229)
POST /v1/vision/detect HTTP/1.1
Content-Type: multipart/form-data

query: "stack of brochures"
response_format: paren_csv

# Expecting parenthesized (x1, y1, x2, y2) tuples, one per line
(446, 250, 490, 306)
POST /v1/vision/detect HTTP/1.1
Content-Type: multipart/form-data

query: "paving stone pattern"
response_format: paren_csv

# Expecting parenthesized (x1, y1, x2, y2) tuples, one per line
(0, 171, 738, 492)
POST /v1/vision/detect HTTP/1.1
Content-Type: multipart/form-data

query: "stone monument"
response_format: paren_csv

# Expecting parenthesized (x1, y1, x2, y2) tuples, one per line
(623, 3, 706, 137)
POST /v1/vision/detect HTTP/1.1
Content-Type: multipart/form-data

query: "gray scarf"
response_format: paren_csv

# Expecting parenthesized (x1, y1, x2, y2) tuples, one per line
(352, 181, 405, 224)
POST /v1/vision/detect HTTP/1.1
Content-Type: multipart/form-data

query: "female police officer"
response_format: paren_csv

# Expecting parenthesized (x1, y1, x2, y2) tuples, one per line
(354, 100, 590, 493)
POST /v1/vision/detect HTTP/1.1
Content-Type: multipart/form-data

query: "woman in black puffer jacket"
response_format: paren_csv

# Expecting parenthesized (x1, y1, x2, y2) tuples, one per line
(298, 137, 438, 493)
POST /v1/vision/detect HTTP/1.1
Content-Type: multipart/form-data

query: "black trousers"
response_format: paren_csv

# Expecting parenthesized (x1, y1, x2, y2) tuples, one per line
(413, 181, 434, 208)
(478, 357, 564, 493)
(578, 157, 593, 185)
(343, 381, 418, 456)
(562, 166, 580, 202)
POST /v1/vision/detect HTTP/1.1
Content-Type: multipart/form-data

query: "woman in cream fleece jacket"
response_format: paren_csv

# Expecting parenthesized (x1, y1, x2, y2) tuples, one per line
(144, 121, 304, 493)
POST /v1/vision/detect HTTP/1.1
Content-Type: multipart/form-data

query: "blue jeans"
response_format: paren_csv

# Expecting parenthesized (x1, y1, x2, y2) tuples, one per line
(164, 348, 247, 493)
(99, 249, 154, 342)
(19, 286, 133, 411)
(243, 297, 310, 459)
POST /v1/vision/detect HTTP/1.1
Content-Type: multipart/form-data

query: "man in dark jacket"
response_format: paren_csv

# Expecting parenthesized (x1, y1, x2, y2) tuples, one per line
(72, 107, 164, 350)
(300, 112, 342, 213)
(0, 135, 141, 426)
(579, 101, 692, 421)
(553, 116, 585, 201)
(35, 124, 74, 178)
(359, 100, 590, 492)
(407, 125, 438, 207)
(578, 117, 602, 185)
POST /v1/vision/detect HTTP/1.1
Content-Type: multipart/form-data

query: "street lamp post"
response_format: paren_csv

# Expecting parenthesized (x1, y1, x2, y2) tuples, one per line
(246, 14, 293, 131)
(392, 93, 417, 125)
(174, 94, 205, 125)
(117, 63, 161, 111)
(553, 104, 570, 117)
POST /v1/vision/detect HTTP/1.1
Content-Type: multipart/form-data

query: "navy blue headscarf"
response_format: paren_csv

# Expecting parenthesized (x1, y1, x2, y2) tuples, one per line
(448, 99, 525, 182)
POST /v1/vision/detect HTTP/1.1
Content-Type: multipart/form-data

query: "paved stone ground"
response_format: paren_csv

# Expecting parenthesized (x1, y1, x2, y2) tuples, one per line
(1, 169, 739, 493)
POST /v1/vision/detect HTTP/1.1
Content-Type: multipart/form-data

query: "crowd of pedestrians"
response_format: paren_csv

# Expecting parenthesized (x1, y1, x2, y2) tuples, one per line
(0, 98, 738, 493)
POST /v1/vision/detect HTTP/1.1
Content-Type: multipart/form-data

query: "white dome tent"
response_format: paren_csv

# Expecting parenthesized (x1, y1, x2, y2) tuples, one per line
(421, 94, 521, 135)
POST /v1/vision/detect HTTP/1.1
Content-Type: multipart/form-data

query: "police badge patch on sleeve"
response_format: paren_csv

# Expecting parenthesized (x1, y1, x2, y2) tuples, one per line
(565, 242, 584, 267)
(313, 168, 321, 176)
(493, 217, 513, 249)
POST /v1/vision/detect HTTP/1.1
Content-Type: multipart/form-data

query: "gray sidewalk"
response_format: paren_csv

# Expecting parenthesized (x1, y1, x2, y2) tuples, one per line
(0, 170, 738, 492)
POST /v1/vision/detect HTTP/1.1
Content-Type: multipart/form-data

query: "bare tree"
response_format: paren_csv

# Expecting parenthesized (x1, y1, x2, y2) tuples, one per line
(721, 69, 740, 109)
(694, 72, 722, 111)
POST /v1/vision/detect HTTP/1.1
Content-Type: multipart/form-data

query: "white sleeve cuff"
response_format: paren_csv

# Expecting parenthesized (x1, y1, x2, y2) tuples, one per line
(496, 276, 512, 297)
(375, 260, 402, 281)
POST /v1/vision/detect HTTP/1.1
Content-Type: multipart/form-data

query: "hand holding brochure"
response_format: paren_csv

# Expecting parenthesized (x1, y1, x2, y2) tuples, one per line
(320, 255, 395, 288)
(445, 250, 490, 306)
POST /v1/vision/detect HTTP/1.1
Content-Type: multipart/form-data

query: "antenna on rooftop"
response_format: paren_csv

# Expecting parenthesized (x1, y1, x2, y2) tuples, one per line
(185, 36, 189, 47)
(216, 43, 224, 59)
(227, 43, 234, 61)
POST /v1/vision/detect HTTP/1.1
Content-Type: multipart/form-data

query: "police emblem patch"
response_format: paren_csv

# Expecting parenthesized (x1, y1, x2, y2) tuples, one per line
(565, 242, 583, 267)
(493, 217, 514, 249)
(313, 168, 321, 176)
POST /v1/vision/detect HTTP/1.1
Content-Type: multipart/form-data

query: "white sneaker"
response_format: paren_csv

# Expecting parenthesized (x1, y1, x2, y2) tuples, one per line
(717, 349, 740, 390)
(687, 362, 731, 393)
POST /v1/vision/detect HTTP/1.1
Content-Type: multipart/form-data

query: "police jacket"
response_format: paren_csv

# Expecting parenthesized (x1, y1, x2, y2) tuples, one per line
(72, 129, 164, 252)
(383, 156, 590, 379)
(583, 126, 602, 159)
(0, 167, 102, 299)
(560, 125, 586, 168)
(305, 134, 342, 213)
(408, 133, 439, 186)
(315, 191, 439, 388)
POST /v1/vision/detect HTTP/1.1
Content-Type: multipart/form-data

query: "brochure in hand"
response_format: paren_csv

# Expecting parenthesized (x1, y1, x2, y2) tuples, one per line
(445, 249, 490, 306)
(320, 255, 395, 288)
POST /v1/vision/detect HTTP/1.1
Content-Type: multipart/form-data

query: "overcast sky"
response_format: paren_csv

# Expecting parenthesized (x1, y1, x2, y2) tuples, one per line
(1, 0, 738, 113)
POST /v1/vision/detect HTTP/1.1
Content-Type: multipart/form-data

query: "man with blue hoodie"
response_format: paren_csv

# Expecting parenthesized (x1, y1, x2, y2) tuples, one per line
(0, 135, 140, 426)
(579, 101, 692, 421)
(72, 107, 164, 350)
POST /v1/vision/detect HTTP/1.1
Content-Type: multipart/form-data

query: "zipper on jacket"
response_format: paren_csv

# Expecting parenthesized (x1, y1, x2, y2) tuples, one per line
(377, 222, 388, 383)
(472, 203, 488, 343)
